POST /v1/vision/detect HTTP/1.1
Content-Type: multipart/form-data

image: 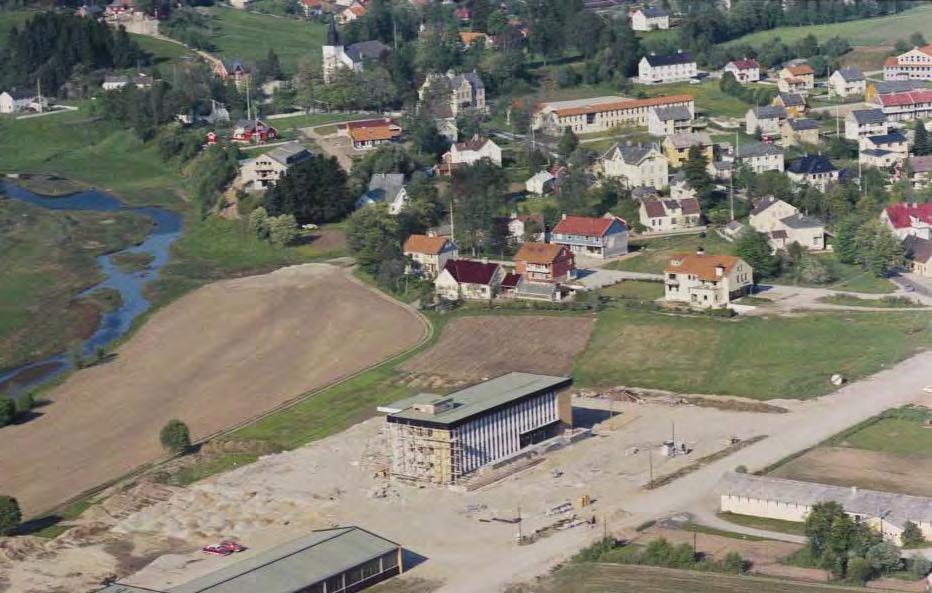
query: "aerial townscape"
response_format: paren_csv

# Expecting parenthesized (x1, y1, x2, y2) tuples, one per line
(5, 0, 932, 592)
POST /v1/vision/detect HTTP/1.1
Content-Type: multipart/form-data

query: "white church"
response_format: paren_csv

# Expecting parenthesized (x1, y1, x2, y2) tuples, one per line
(322, 16, 392, 84)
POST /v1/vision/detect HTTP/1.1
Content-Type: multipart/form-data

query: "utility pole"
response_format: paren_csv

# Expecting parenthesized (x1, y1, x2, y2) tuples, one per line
(449, 197, 455, 244)
(834, 104, 839, 137)
(730, 129, 738, 221)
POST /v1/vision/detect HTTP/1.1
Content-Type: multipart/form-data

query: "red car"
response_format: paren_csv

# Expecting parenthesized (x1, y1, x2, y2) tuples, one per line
(219, 540, 247, 553)
(201, 545, 232, 557)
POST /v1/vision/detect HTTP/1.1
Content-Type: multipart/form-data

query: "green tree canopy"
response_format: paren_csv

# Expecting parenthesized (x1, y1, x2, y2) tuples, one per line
(0, 495, 20, 536)
(735, 230, 777, 280)
(266, 155, 352, 224)
(159, 419, 191, 454)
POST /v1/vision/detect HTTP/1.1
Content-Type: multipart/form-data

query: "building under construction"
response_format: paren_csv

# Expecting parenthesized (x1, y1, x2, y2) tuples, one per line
(378, 373, 573, 485)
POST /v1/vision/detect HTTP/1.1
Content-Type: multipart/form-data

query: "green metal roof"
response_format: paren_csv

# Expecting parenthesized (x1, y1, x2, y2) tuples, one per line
(98, 527, 399, 593)
(385, 372, 571, 427)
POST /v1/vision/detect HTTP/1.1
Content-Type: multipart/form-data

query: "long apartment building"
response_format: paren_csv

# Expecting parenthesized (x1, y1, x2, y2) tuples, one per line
(883, 45, 932, 81)
(379, 373, 573, 485)
(872, 89, 932, 121)
(532, 94, 694, 135)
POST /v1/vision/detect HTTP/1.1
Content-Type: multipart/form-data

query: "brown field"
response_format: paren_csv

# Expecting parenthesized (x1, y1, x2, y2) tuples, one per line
(0, 264, 426, 516)
(400, 315, 595, 380)
(770, 446, 932, 497)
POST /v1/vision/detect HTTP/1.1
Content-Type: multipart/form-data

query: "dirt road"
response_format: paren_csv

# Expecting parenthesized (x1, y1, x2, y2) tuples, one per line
(0, 264, 426, 516)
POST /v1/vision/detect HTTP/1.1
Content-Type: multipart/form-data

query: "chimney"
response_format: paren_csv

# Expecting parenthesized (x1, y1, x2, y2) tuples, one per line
(562, 213, 567, 220)
(715, 264, 725, 277)
(696, 246, 705, 256)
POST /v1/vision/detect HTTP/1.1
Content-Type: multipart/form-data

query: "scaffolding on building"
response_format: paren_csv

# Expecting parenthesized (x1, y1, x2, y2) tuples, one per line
(388, 423, 464, 485)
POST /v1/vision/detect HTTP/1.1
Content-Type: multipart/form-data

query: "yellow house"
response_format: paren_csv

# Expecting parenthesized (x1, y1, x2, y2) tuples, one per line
(662, 131, 714, 167)
(778, 64, 815, 90)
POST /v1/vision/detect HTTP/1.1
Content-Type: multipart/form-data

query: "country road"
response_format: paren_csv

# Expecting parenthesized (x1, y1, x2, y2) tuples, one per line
(438, 349, 932, 593)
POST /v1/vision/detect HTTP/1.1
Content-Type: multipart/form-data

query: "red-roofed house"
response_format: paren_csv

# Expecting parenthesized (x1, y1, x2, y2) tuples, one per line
(434, 259, 504, 301)
(880, 202, 932, 240)
(514, 243, 576, 283)
(231, 119, 277, 143)
(664, 251, 753, 308)
(403, 234, 458, 278)
(341, 119, 403, 150)
(779, 64, 815, 91)
(724, 59, 760, 83)
(551, 214, 629, 259)
(873, 90, 932, 121)
(883, 45, 932, 81)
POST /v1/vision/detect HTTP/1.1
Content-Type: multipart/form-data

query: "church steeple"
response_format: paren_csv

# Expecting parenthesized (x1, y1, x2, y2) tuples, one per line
(326, 14, 341, 47)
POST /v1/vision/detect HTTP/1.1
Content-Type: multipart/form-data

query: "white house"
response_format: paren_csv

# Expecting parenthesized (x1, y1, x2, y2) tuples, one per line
(630, 7, 669, 31)
(239, 142, 312, 191)
(418, 70, 487, 117)
(403, 234, 458, 278)
(880, 202, 932, 240)
(434, 259, 503, 301)
(734, 142, 785, 173)
(0, 89, 45, 114)
(828, 68, 866, 98)
(647, 105, 693, 137)
(445, 135, 502, 168)
(356, 173, 409, 214)
(724, 58, 760, 83)
(859, 130, 909, 168)
(786, 154, 839, 190)
(663, 251, 753, 308)
(749, 196, 826, 251)
(525, 170, 556, 195)
(844, 108, 890, 141)
(638, 51, 697, 84)
(551, 214, 629, 259)
(601, 143, 669, 190)
(639, 197, 701, 232)
(745, 105, 787, 136)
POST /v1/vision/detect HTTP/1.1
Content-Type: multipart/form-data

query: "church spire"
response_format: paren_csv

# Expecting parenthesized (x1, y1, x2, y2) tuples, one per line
(326, 13, 340, 47)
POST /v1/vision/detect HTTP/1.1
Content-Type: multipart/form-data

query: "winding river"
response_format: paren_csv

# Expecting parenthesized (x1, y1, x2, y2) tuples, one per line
(0, 182, 183, 392)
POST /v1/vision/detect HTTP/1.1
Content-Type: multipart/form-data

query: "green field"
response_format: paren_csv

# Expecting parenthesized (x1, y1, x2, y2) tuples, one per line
(833, 406, 932, 456)
(599, 280, 665, 301)
(268, 112, 371, 131)
(205, 6, 325, 74)
(817, 294, 922, 308)
(536, 563, 870, 593)
(130, 33, 197, 63)
(637, 81, 751, 119)
(573, 308, 932, 399)
(0, 105, 185, 207)
(724, 4, 932, 48)
(0, 198, 152, 372)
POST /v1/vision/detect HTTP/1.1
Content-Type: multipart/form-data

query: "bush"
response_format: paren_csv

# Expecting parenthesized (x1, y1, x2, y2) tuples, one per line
(846, 556, 873, 585)
(0, 398, 14, 428)
(160, 419, 192, 454)
(14, 391, 35, 415)
(901, 521, 926, 548)
(722, 551, 747, 574)
(0, 495, 21, 536)
(908, 553, 931, 578)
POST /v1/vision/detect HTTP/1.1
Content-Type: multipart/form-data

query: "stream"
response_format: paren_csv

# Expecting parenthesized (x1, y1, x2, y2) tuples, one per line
(0, 182, 183, 393)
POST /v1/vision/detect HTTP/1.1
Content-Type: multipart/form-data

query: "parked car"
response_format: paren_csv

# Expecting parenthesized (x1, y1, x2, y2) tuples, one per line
(219, 540, 247, 553)
(202, 545, 232, 556)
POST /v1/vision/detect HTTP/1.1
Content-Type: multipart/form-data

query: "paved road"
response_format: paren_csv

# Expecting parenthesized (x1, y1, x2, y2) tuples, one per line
(440, 351, 932, 593)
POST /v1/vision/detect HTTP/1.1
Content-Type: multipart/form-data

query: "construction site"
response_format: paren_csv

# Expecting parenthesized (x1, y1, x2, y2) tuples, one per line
(0, 390, 792, 593)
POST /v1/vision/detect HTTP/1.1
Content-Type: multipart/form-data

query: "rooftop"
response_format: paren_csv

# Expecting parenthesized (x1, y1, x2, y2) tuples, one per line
(786, 118, 818, 131)
(848, 108, 886, 125)
(665, 252, 744, 282)
(720, 472, 932, 530)
(884, 202, 932, 229)
(652, 105, 692, 121)
(777, 92, 805, 107)
(788, 154, 837, 176)
(752, 105, 787, 120)
(553, 215, 625, 238)
(514, 242, 568, 265)
(546, 94, 693, 118)
(603, 142, 659, 165)
(665, 131, 712, 149)
(735, 141, 783, 159)
(834, 68, 864, 82)
(643, 51, 695, 68)
(780, 212, 824, 229)
(440, 259, 500, 285)
(382, 372, 572, 427)
(784, 64, 814, 76)
(99, 527, 399, 593)
(403, 234, 451, 255)
(265, 142, 312, 166)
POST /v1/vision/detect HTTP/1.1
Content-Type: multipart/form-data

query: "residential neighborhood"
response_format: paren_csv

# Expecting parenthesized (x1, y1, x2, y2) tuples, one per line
(5, 2, 932, 593)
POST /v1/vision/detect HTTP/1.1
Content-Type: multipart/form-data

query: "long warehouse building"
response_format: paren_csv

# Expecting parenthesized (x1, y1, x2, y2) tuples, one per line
(96, 526, 402, 593)
(532, 94, 695, 135)
(379, 372, 573, 485)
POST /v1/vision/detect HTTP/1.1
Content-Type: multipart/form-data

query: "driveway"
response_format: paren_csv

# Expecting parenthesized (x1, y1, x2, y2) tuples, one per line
(752, 282, 932, 312)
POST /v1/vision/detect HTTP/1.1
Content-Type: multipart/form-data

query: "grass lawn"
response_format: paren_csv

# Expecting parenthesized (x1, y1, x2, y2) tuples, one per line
(817, 294, 923, 308)
(130, 33, 197, 63)
(536, 563, 869, 593)
(605, 233, 734, 275)
(0, 9, 35, 45)
(717, 511, 807, 537)
(204, 6, 325, 74)
(724, 4, 932, 48)
(573, 308, 932, 399)
(678, 521, 772, 542)
(0, 199, 152, 373)
(599, 280, 665, 301)
(269, 112, 370, 131)
(832, 406, 932, 456)
(636, 81, 751, 119)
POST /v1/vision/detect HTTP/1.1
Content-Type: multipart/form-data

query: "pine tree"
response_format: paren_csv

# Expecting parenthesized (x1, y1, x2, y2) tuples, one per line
(558, 127, 579, 158)
(914, 119, 930, 156)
